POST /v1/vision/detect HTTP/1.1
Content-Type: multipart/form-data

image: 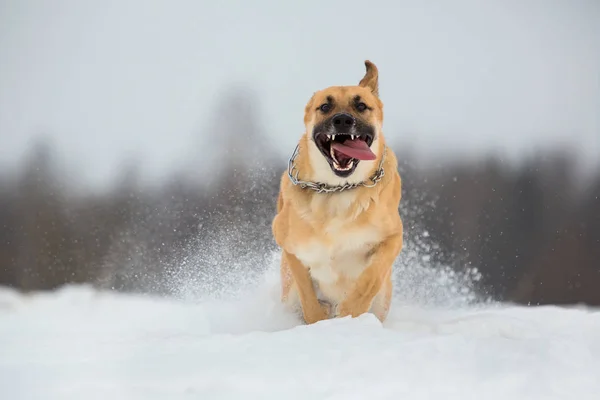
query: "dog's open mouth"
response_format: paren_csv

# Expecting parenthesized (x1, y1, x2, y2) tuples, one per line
(315, 133, 375, 176)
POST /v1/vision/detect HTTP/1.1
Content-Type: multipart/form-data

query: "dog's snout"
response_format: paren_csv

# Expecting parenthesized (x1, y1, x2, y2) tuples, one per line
(332, 113, 355, 133)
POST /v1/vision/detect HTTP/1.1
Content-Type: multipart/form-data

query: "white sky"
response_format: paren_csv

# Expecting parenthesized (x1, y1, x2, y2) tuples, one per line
(1, 0, 598, 187)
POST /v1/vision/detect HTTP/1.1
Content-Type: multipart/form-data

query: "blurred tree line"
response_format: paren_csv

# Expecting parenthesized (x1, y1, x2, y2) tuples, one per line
(0, 88, 598, 305)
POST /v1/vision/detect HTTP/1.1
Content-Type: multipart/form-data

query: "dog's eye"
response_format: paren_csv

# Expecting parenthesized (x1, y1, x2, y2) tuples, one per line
(356, 102, 368, 112)
(319, 103, 332, 113)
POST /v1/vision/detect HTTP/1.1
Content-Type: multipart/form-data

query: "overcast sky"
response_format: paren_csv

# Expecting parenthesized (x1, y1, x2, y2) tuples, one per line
(1, 0, 598, 187)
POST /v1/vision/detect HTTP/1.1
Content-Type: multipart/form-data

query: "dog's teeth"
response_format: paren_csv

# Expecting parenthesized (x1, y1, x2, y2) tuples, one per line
(332, 134, 336, 141)
(332, 159, 354, 172)
(351, 135, 355, 140)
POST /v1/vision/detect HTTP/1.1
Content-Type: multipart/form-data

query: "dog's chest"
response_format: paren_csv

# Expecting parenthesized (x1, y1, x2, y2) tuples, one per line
(294, 221, 381, 285)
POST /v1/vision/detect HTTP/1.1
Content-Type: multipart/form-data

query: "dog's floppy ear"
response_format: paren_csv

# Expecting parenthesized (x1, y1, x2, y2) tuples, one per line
(303, 92, 316, 125)
(358, 60, 379, 97)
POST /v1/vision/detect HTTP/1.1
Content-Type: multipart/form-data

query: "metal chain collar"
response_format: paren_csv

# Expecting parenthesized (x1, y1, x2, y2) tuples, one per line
(287, 144, 387, 193)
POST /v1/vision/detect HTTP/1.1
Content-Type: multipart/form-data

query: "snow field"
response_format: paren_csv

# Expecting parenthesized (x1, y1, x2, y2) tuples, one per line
(1, 264, 600, 400)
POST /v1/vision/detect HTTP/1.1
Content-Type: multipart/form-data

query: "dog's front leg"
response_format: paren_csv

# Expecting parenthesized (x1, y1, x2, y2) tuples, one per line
(336, 233, 403, 320)
(283, 250, 331, 324)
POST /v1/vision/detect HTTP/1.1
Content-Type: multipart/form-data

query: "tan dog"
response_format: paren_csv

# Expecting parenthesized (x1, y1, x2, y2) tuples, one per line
(272, 60, 403, 324)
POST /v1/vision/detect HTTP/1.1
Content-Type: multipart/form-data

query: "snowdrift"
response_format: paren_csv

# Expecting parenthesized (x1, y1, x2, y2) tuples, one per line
(2, 266, 600, 399)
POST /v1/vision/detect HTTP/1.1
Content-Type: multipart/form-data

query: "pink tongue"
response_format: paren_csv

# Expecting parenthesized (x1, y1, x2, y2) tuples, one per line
(331, 139, 376, 161)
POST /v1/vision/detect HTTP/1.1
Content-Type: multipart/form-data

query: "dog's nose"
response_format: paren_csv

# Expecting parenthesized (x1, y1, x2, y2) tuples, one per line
(332, 113, 355, 133)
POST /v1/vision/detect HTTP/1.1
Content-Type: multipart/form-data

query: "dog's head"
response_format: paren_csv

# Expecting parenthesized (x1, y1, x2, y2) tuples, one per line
(302, 60, 384, 185)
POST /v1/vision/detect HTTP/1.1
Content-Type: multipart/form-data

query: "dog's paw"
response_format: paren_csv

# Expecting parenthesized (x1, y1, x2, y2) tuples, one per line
(301, 300, 333, 324)
(335, 300, 370, 319)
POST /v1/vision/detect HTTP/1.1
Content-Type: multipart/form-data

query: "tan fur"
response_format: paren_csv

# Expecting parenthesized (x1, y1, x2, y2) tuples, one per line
(272, 60, 403, 324)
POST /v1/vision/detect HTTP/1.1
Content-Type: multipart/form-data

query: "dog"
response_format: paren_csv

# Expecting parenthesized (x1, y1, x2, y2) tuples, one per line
(272, 60, 403, 324)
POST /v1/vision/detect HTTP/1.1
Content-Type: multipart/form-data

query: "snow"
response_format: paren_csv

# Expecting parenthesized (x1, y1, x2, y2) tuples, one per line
(2, 268, 600, 399)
